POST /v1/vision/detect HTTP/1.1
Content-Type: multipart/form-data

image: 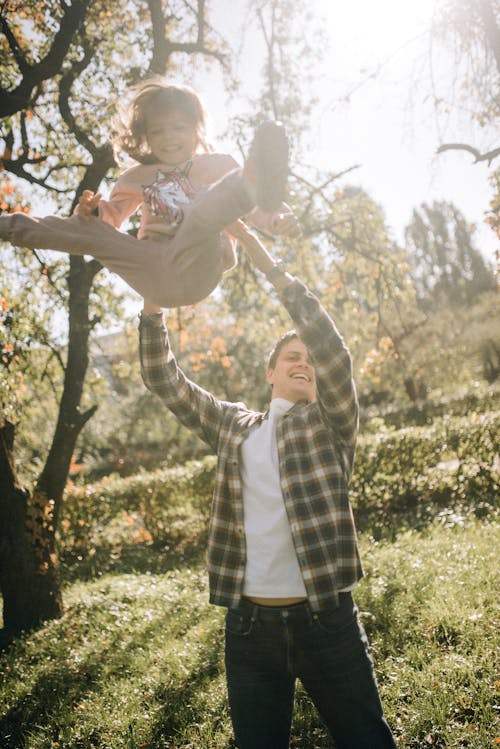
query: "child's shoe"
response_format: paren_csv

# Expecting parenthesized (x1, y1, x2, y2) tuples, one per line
(243, 121, 289, 212)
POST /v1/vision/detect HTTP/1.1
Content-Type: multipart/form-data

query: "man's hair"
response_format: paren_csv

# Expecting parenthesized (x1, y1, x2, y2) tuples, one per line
(267, 330, 299, 370)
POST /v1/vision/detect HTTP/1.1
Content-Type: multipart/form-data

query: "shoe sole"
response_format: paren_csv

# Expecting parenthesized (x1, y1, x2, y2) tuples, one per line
(251, 121, 289, 212)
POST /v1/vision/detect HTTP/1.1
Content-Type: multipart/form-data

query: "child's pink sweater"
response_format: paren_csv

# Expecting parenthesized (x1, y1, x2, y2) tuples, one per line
(98, 152, 240, 238)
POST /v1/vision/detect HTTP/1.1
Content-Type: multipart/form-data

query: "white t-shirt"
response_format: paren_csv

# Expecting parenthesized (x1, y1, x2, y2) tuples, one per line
(240, 397, 307, 598)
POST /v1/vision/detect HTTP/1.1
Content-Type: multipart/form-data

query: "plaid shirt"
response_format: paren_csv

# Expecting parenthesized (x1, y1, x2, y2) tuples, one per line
(139, 278, 363, 611)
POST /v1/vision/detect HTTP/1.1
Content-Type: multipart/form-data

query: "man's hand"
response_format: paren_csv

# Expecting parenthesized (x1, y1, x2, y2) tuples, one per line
(74, 190, 101, 219)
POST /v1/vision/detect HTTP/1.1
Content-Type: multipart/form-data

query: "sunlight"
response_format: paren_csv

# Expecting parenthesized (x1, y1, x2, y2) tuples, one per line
(315, 0, 438, 56)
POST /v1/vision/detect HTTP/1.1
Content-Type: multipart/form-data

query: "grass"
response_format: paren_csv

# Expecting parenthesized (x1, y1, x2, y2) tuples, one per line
(1, 517, 499, 748)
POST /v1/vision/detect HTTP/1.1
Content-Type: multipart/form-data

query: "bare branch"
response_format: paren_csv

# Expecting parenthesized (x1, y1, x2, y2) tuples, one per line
(40, 341, 66, 378)
(437, 142, 500, 165)
(291, 166, 362, 223)
(147, 0, 226, 75)
(1, 157, 74, 193)
(0, 0, 92, 118)
(58, 39, 100, 156)
(0, 10, 30, 75)
(32, 251, 67, 305)
(479, 0, 500, 75)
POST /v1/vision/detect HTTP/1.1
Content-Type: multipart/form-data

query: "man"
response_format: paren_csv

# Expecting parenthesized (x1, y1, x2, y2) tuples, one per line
(139, 229, 396, 749)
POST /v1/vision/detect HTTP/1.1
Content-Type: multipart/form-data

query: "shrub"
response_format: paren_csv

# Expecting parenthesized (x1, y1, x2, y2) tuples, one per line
(60, 411, 499, 560)
(351, 411, 499, 538)
(59, 457, 216, 564)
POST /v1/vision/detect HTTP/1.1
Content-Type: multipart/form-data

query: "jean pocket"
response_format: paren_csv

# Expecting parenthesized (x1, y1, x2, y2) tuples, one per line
(314, 602, 357, 635)
(225, 608, 256, 636)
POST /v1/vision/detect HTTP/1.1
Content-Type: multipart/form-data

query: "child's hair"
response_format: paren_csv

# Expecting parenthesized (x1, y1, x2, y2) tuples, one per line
(112, 78, 210, 165)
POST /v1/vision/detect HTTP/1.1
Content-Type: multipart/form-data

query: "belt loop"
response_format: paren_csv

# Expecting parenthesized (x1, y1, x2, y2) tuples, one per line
(251, 604, 259, 624)
(305, 601, 315, 625)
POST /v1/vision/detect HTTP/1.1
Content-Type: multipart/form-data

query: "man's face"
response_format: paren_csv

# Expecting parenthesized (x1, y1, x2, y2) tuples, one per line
(266, 338, 316, 403)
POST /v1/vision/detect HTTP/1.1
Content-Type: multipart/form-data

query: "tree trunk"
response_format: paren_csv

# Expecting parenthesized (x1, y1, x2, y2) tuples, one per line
(0, 422, 63, 644)
(0, 258, 102, 639)
(36, 256, 99, 529)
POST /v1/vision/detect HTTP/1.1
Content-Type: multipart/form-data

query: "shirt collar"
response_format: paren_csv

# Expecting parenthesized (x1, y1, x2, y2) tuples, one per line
(268, 397, 295, 418)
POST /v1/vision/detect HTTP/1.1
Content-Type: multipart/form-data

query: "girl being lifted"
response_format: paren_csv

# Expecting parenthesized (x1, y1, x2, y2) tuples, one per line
(0, 79, 297, 307)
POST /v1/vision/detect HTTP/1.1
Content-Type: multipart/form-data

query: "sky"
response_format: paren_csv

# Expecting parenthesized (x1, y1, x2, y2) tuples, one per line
(195, 0, 498, 264)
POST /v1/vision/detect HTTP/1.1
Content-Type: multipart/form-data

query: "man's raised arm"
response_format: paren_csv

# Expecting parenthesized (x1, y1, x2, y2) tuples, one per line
(235, 222, 358, 454)
(139, 302, 241, 453)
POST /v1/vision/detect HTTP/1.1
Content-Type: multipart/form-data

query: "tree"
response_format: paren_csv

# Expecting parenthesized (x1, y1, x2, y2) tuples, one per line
(432, 0, 500, 160)
(0, 0, 229, 638)
(208, 0, 422, 405)
(430, 1, 500, 241)
(405, 200, 496, 308)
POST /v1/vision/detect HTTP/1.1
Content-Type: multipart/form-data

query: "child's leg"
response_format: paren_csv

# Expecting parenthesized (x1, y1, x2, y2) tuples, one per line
(0, 212, 225, 307)
(0, 122, 288, 306)
(167, 120, 289, 262)
(167, 168, 253, 262)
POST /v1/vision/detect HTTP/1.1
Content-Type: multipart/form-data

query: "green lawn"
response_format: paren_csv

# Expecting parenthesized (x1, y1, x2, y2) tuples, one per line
(1, 518, 498, 748)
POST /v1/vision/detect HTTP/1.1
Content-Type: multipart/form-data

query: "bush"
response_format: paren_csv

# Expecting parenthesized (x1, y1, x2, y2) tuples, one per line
(59, 457, 216, 565)
(361, 383, 500, 429)
(351, 411, 499, 538)
(60, 411, 499, 561)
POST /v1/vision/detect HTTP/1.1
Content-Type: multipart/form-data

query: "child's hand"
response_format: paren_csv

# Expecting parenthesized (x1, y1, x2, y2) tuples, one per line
(252, 203, 301, 237)
(269, 208, 301, 238)
(143, 299, 163, 314)
(75, 190, 101, 219)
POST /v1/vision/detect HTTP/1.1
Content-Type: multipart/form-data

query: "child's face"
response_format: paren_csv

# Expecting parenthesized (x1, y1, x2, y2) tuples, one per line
(145, 108, 199, 165)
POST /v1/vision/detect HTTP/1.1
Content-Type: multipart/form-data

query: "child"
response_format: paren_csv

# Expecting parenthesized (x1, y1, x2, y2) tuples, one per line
(0, 80, 297, 307)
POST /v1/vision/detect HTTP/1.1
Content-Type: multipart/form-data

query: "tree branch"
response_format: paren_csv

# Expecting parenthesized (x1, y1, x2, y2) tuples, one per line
(32, 251, 67, 305)
(437, 142, 500, 165)
(479, 0, 500, 75)
(1, 157, 73, 193)
(0, 0, 92, 118)
(58, 39, 100, 156)
(0, 10, 30, 75)
(147, 0, 226, 74)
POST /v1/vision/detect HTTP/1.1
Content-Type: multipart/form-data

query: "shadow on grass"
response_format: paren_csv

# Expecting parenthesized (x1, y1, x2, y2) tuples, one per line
(147, 627, 232, 747)
(0, 652, 109, 749)
(0, 590, 226, 749)
(60, 526, 209, 585)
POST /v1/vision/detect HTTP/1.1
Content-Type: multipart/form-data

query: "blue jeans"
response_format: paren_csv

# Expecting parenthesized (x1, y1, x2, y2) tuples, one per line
(224, 594, 396, 749)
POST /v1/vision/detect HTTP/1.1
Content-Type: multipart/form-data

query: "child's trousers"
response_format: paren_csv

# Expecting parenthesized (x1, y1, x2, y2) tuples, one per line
(0, 169, 254, 307)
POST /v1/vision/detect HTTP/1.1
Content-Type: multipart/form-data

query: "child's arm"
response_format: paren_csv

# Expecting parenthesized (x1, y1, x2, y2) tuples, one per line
(74, 169, 143, 229)
(74, 190, 102, 218)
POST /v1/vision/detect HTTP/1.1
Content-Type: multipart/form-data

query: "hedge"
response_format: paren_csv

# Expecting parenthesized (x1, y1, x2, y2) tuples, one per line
(60, 410, 499, 559)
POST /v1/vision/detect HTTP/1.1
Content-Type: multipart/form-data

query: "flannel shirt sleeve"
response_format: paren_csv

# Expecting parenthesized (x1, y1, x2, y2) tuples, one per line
(139, 312, 238, 452)
(279, 279, 358, 450)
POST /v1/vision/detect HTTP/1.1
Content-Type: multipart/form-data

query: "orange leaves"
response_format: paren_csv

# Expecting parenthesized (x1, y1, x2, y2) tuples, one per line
(210, 335, 226, 355)
(359, 336, 398, 385)
(121, 511, 153, 544)
(184, 333, 233, 373)
(0, 177, 30, 214)
(69, 454, 84, 474)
